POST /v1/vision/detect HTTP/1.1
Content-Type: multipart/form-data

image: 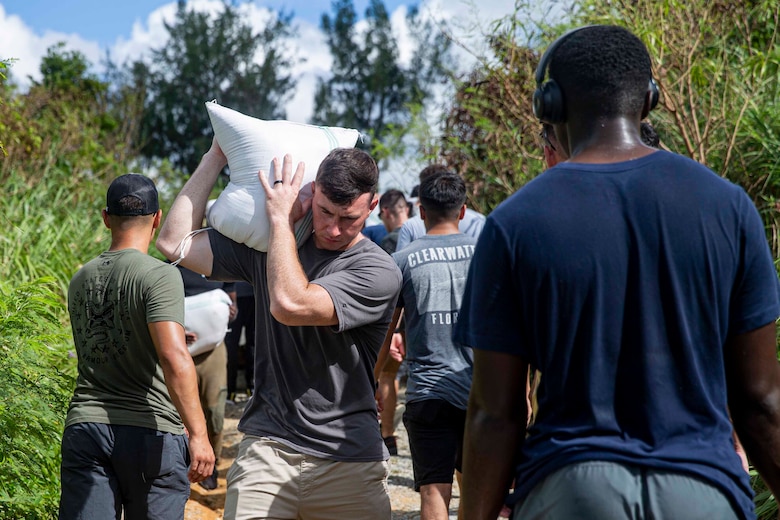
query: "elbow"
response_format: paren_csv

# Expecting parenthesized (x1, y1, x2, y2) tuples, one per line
(158, 349, 193, 381)
(156, 234, 179, 262)
(269, 298, 302, 326)
(730, 381, 780, 436)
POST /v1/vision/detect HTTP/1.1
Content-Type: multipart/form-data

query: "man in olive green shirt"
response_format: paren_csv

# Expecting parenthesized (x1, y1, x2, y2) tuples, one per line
(60, 174, 214, 520)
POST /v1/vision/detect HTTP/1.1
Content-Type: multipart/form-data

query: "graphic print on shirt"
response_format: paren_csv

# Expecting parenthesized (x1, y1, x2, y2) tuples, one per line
(72, 275, 130, 365)
(403, 243, 475, 325)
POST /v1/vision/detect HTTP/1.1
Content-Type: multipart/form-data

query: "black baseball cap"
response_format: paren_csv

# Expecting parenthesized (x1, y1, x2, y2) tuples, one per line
(105, 174, 159, 216)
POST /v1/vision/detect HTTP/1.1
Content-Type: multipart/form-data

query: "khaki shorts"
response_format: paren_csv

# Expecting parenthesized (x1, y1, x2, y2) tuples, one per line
(224, 436, 390, 520)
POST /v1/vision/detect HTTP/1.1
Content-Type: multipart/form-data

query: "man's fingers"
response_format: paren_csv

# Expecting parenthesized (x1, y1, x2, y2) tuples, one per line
(257, 166, 271, 192)
(274, 156, 283, 181)
(291, 160, 306, 189)
(188, 459, 214, 482)
(281, 154, 292, 183)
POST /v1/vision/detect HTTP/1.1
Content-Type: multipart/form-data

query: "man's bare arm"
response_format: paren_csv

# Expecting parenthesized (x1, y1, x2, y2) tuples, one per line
(149, 320, 215, 483)
(156, 140, 226, 276)
(374, 308, 403, 380)
(461, 349, 528, 520)
(726, 321, 780, 496)
(259, 155, 333, 326)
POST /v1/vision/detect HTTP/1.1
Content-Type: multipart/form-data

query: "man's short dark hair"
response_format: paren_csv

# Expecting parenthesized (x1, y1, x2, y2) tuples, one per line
(419, 164, 451, 183)
(380, 189, 409, 216)
(548, 25, 653, 118)
(315, 148, 379, 205)
(419, 170, 466, 222)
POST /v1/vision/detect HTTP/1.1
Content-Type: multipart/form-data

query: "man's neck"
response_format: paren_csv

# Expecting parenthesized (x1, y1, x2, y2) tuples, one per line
(109, 232, 152, 253)
(562, 116, 655, 164)
(425, 221, 460, 236)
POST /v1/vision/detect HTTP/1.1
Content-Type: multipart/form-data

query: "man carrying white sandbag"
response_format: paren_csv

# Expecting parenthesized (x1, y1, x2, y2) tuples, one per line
(157, 138, 401, 520)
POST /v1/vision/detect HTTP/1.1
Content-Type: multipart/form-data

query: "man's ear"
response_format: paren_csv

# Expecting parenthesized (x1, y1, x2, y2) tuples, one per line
(419, 206, 427, 221)
(544, 145, 559, 168)
(102, 209, 111, 229)
(152, 209, 163, 229)
(369, 195, 379, 212)
(458, 204, 466, 221)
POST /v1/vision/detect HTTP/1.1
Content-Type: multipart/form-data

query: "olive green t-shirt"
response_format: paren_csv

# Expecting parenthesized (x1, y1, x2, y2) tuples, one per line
(65, 249, 186, 434)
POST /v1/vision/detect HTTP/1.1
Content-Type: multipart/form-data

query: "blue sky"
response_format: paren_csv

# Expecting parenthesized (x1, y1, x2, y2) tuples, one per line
(2, 0, 409, 49)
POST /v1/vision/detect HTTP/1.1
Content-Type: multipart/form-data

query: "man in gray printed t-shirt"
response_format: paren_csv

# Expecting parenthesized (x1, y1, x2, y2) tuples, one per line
(158, 144, 402, 520)
(377, 170, 476, 520)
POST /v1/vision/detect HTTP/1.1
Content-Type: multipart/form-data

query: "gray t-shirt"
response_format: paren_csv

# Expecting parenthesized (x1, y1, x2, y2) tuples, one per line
(210, 231, 402, 461)
(393, 234, 477, 409)
(395, 208, 485, 251)
(66, 249, 186, 434)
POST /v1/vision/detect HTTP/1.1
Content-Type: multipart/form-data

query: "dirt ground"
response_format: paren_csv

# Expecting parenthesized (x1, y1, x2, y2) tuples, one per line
(184, 391, 461, 520)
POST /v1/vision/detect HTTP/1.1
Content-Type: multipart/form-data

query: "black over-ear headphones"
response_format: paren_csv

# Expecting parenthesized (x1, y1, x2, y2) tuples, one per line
(532, 25, 660, 123)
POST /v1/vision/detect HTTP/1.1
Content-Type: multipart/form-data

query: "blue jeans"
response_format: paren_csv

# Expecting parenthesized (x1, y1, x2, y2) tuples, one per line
(514, 460, 740, 520)
(59, 423, 190, 520)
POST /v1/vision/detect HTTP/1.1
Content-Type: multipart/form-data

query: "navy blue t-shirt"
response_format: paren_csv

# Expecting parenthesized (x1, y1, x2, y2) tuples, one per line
(454, 150, 780, 518)
(362, 224, 388, 245)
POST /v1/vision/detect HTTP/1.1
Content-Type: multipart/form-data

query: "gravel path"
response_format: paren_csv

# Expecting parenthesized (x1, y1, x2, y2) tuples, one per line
(185, 389, 461, 519)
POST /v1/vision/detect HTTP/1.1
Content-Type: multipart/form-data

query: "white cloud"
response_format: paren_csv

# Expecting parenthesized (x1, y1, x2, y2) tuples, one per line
(0, 4, 102, 88)
(111, 2, 180, 66)
(282, 18, 332, 123)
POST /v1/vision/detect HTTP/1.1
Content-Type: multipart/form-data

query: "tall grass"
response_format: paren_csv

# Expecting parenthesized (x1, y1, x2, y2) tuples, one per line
(0, 161, 110, 518)
(0, 279, 73, 519)
(0, 75, 128, 517)
(0, 154, 112, 518)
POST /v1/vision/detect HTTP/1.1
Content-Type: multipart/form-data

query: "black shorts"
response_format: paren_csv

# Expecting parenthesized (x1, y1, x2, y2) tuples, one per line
(402, 398, 467, 491)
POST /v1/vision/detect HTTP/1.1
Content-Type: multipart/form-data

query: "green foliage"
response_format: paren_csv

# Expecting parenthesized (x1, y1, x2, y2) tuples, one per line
(1, 167, 107, 297)
(0, 279, 75, 520)
(0, 44, 139, 184)
(132, 0, 298, 174)
(752, 467, 778, 520)
(312, 0, 453, 161)
(36, 43, 105, 98)
(438, 2, 559, 213)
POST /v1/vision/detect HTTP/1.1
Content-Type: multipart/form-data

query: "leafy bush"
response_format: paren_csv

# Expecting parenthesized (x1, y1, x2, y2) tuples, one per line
(0, 279, 74, 519)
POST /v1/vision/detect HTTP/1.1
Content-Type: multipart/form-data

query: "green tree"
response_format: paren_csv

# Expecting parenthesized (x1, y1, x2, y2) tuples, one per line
(133, 0, 298, 173)
(437, 3, 557, 213)
(0, 57, 15, 156)
(1, 44, 138, 183)
(312, 0, 453, 159)
(36, 43, 104, 97)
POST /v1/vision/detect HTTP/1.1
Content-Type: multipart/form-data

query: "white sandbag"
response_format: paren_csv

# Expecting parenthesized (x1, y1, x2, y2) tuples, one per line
(184, 288, 233, 356)
(205, 101, 361, 251)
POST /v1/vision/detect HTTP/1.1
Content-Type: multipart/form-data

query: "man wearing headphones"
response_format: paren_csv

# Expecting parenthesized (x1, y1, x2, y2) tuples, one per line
(456, 25, 780, 519)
